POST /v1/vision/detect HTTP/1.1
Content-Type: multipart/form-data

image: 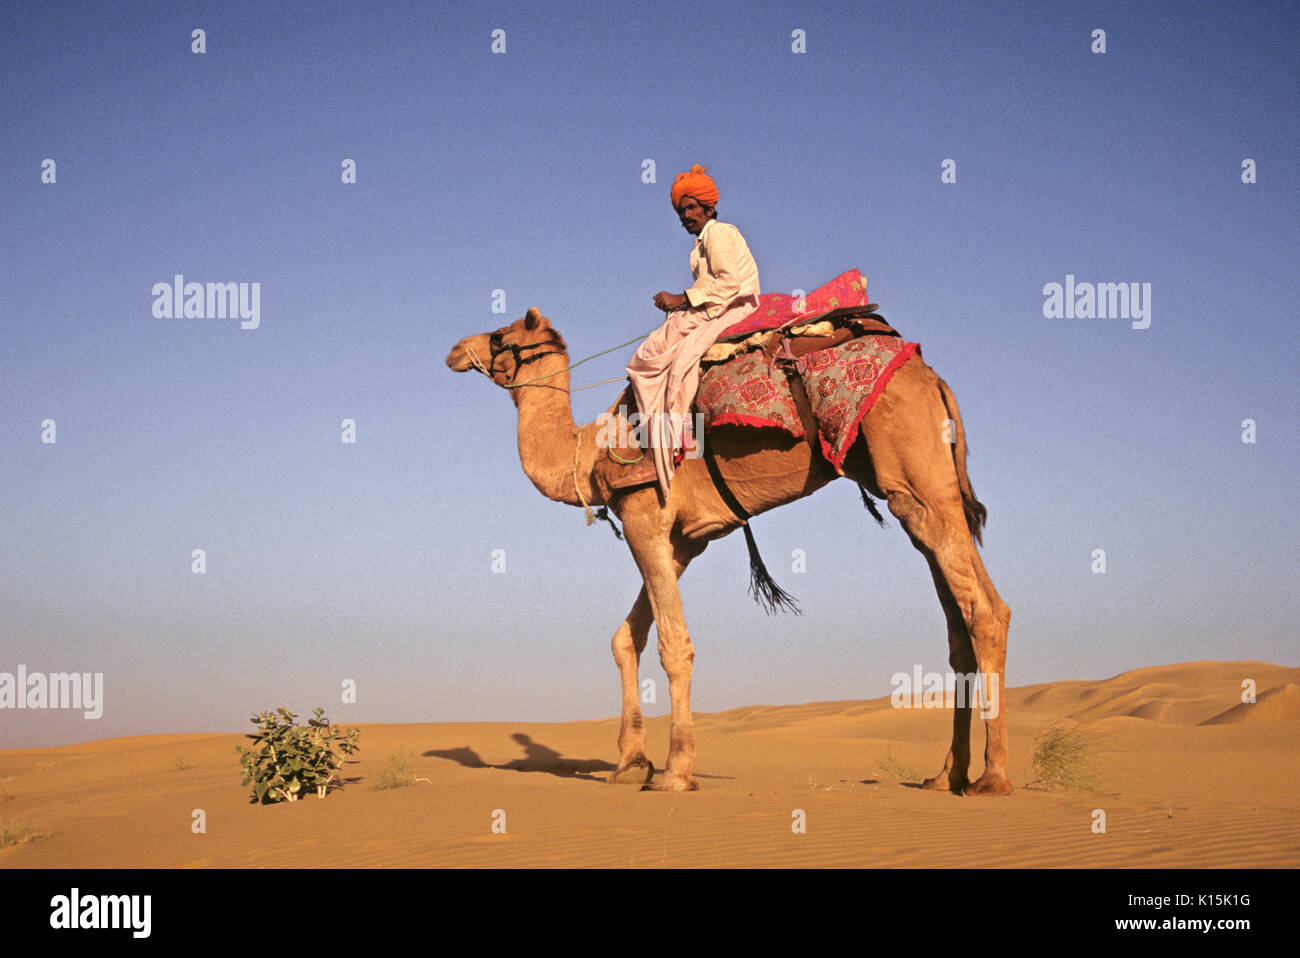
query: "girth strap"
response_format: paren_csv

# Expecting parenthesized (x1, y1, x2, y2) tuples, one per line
(701, 435, 751, 522)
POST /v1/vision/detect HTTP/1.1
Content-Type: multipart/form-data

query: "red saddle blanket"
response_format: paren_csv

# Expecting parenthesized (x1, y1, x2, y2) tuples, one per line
(695, 332, 919, 473)
(717, 269, 868, 340)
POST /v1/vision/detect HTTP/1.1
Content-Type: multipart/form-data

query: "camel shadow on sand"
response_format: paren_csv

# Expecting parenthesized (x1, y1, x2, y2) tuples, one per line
(425, 733, 731, 783)
(425, 733, 616, 781)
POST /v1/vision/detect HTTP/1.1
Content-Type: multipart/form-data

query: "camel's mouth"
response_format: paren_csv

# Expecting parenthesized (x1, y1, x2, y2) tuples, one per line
(446, 347, 472, 372)
(446, 336, 487, 373)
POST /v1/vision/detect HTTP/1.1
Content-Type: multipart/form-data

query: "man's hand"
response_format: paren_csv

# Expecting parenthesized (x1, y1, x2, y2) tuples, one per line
(653, 291, 688, 312)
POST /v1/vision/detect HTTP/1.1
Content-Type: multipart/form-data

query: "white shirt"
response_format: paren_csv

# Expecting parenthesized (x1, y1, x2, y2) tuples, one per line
(683, 219, 761, 322)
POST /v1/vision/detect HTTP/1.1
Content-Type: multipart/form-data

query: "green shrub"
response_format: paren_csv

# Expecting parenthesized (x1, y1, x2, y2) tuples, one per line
(372, 748, 419, 790)
(235, 707, 360, 804)
(877, 755, 923, 782)
(1027, 721, 1100, 790)
(0, 819, 40, 848)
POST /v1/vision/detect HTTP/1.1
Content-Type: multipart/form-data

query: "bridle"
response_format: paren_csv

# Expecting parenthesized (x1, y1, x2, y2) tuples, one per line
(465, 323, 657, 393)
(467, 330, 569, 388)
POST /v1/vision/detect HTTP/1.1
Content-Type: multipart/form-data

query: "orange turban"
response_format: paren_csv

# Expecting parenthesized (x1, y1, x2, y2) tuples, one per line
(670, 164, 719, 208)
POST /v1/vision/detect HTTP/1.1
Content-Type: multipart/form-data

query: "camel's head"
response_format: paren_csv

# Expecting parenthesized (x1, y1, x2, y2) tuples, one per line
(446, 307, 568, 389)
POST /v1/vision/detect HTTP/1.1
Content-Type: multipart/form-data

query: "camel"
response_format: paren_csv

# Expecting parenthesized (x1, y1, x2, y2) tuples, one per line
(446, 307, 1012, 795)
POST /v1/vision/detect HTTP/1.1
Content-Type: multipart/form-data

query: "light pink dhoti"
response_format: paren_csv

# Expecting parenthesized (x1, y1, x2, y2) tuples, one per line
(626, 295, 759, 498)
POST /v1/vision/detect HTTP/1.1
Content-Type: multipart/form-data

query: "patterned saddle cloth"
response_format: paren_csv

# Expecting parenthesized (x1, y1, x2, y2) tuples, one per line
(693, 305, 920, 472)
(604, 269, 918, 475)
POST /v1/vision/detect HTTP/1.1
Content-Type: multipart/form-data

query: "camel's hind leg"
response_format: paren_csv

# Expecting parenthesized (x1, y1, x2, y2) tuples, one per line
(917, 558, 977, 793)
(854, 357, 1012, 795)
(885, 486, 1010, 794)
(608, 526, 706, 787)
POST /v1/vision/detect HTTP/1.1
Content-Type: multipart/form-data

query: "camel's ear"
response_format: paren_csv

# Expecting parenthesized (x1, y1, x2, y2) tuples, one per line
(524, 306, 544, 330)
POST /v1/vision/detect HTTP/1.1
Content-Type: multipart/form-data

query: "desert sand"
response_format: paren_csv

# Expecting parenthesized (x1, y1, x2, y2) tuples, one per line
(2, 660, 1296, 868)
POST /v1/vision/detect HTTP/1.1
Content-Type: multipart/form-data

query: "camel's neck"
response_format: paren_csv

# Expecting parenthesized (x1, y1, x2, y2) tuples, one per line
(510, 351, 604, 507)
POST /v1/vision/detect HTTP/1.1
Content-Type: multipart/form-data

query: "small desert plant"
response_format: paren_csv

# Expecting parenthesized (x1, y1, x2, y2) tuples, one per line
(877, 755, 923, 782)
(372, 748, 420, 790)
(235, 707, 360, 804)
(0, 819, 40, 848)
(1026, 721, 1100, 790)
(172, 756, 194, 771)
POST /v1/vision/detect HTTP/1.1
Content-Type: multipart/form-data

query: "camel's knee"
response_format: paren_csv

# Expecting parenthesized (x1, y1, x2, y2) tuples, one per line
(613, 620, 650, 667)
(657, 634, 695, 678)
(612, 625, 635, 662)
(995, 598, 1011, 633)
(612, 593, 653, 662)
(985, 608, 1010, 654)
(970, 596, 1009, 648)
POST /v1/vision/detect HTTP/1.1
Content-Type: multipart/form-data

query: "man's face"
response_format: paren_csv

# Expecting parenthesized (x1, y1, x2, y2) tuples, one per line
(675, 196, 713, 236)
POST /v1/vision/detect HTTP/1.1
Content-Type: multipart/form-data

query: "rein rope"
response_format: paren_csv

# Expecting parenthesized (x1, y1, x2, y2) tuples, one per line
(465, 328, 658, 392)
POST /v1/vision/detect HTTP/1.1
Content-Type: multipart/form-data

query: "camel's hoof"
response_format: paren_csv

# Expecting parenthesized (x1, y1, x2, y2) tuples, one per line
(609, 758, 654, 785)
(921, 772, 967, 794)
(962, 773, 1014, 796)
(640, 771, 699, 792)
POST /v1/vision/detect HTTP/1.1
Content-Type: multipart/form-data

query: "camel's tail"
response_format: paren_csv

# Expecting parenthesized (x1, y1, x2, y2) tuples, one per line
(936, 377, 988, 546)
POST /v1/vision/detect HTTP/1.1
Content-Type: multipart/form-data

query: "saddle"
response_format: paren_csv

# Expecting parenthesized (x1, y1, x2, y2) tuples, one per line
(704, 304, 894, 366)
(596, 268, 904, 492)
(596, 303, 902, 493)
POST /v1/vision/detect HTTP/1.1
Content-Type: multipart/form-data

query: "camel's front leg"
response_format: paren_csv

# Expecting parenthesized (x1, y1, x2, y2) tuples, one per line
(652, 602, 698, 792)
(609, 587, 655, 784)
(653, 606, 698, 792)
(621, 513, 700, 792)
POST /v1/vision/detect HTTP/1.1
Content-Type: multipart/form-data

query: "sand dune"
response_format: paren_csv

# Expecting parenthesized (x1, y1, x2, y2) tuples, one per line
(1, 660, 1296, 868)
(1201, 682, 1300, 725)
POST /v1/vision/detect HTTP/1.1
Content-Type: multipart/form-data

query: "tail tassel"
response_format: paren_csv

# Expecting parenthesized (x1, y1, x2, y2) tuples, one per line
(742, 523, 800, 615)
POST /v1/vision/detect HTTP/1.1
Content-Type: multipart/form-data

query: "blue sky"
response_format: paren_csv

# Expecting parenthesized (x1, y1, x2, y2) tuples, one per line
(2, 0, 1296, 747)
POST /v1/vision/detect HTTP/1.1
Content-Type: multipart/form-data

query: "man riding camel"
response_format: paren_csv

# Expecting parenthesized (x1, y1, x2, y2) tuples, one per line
(624, 164, 761, 499)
